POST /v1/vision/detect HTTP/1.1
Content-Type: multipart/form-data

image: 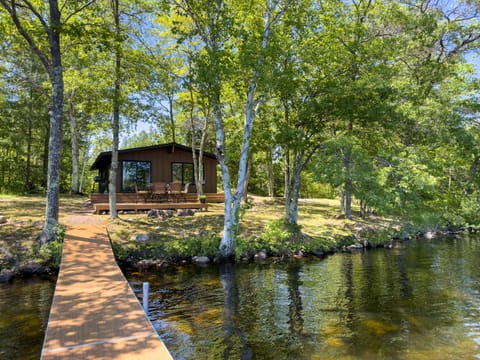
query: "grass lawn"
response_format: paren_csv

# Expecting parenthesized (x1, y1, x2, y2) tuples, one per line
(0, 194, 402, 269)
(0, 195, 89, 270)
(104, 196, 402, 262)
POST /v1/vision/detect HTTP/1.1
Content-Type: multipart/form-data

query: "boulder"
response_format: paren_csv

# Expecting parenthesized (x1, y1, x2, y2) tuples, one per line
(254, 250, 267, 261)
(147, 209, 159, 218)
(359, 239, 369, 248)
(0, 247, 14, 262)
(0, 216, 7, 224)
(137, 259, 154, 270)
(0, 269, 13, 283)
(135, 234, 150, 242)
(347, 243, 364, 250)
(192, 256, 210, 264)
(424, 231, 436, 240)
(160, 210, 175, 219)
(177, 209, 195, 217)
(293, 250, 304, 259)
(20, 262, 49, 275)
(312, 250, 325, 258)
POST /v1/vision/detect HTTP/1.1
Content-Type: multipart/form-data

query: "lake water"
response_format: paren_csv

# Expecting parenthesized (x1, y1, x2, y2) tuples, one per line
(0, 277, 55, 359)
(127, 235, 480, 360)
(2, 235, 480, 359)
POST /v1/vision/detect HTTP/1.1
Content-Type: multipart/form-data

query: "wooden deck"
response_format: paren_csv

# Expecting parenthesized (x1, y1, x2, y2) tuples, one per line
(90, 192, 225, 204)
(41, 219, 172, 359)
(94, 201, 208, 214)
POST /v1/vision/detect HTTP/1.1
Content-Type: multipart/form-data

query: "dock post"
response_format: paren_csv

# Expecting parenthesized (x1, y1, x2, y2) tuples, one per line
(143, 282, 149, 314)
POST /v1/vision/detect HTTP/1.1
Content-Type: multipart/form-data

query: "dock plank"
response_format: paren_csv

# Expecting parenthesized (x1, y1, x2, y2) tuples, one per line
(41, 223, 172, 360)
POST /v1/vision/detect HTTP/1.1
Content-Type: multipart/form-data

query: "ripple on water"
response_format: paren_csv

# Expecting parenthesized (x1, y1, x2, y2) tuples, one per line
(126, 236, 480, 360)
(0, 277, 55, 360)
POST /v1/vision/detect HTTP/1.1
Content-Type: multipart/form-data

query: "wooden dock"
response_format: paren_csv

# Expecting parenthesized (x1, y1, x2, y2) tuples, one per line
(41, 216, 172, 359)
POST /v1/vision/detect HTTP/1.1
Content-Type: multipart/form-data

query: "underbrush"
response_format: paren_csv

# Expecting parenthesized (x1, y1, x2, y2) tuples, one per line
(29, 225, 65, 268)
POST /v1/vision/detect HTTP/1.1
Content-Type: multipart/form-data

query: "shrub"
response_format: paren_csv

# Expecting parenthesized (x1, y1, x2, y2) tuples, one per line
(35, 225, 65, 268)
(163, 234, 220, 260)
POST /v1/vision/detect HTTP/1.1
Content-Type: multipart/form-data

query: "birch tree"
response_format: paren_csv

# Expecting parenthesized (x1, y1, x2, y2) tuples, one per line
(165, 0, 289, 259)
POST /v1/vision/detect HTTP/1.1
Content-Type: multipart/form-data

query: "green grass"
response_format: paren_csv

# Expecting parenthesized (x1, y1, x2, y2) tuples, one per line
(0, 194, 88, 270)
(105, 196, 403, 263)
(0, 194, 405, 269)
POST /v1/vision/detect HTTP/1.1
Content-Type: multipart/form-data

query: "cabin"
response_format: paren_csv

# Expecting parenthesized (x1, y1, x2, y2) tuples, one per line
(90, 143, 222, 208)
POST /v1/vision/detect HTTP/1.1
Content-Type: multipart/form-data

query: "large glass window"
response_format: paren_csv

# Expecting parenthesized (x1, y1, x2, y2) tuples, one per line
(171, 162, 199, 184)
(122, 161, 151, 192)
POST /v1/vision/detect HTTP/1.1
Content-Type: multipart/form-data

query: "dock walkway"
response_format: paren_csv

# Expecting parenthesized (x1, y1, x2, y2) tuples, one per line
(41, 213, 172, 360)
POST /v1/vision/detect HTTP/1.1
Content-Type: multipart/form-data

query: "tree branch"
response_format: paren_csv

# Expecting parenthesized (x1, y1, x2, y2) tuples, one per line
(22, 0, 49, 33)
(63, 0, 96, 24)
(0, 0, 51, 72)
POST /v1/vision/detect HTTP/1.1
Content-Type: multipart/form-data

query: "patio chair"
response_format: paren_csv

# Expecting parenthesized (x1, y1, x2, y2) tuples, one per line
(178, 183, 190, 202)
(134, 183, 149, 203)
(151, 182, 168, 202)
(168, 182, 182, 202)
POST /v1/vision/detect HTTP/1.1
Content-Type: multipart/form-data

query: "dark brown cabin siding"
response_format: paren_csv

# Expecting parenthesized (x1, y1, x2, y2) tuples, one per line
(117, 147, 217, 193)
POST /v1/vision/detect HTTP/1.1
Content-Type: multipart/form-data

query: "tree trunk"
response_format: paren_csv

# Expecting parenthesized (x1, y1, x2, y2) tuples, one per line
(343, 147, 353, 219)
(217, 0, 279, 260)
(26, 93, 33, 190)
(266, 147, 274, 197)
(109, 0, 121, 219)
(214, 86, 237, 260)
(79, 143, 89, 194)
(168, 93, 176, 144)
(242, 155, 252, 203)
(42, 119, 49, 188)
(0, 0, 64, 243)
(285, 149, 292, 221)
(344, 180, 352, 219)
(339, 187, 345, 213)
(40, 0, 64, 244)
(69, 95, 80, 194)
(188, 79, 208, 198)
(286, 152, 303, 225)
(285, 142, 321, 225)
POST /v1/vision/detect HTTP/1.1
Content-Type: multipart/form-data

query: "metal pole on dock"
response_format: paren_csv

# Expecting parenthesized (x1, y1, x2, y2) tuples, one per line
(143, 282, 149, 314)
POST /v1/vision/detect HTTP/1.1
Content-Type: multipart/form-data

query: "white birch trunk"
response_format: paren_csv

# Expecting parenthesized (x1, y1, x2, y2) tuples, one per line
(242, 156, 252, 202)
(214, 92, 236, 258)
(217, 0, 281, 259)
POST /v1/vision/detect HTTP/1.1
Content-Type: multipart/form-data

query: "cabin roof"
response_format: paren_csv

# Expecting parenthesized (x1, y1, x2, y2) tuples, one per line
(90, 142, 217, 170)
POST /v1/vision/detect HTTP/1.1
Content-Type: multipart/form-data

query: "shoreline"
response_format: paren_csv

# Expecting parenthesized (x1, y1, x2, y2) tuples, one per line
(1, 225, 477, 284)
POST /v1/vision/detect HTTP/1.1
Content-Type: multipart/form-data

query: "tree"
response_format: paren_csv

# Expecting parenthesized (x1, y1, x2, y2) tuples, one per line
(108, 0, 122, 219)
(163, 0, 290, 259)
(0, 0, 65, 244)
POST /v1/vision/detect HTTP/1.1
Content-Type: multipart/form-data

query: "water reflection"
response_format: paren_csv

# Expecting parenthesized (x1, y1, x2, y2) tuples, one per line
(127, 236, 480, 359)
(219, 263, 252, 360)
(286, 262, 303, 339)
